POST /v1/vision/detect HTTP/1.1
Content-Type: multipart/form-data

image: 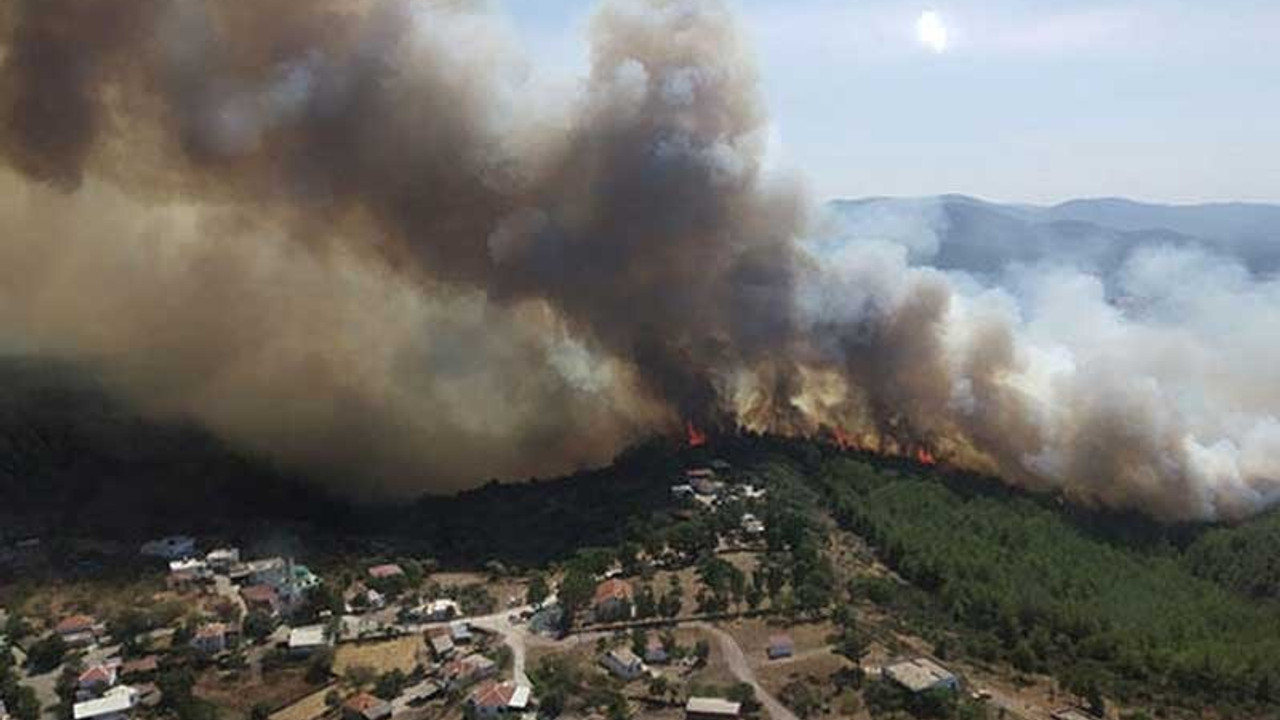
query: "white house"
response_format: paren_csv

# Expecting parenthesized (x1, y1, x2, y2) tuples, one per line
(205, 548, 241, 573)
(288, 625, 331, 657)
(73, 686, 138, 720)
(600, 648, 644, 680)
(685, 697, 741, 720)
(883, 658, 959, 694)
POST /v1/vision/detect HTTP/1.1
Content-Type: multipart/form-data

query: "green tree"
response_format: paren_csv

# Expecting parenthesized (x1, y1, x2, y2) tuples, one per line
(526, 574, 550, 607)
(26, 635, 67, 673)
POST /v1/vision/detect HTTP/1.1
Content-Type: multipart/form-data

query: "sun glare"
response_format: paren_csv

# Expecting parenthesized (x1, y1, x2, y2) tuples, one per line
(917, 10, 949, 54)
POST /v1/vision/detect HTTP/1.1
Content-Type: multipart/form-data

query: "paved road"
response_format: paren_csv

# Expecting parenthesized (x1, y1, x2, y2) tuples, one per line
(690, 622, 799, 720)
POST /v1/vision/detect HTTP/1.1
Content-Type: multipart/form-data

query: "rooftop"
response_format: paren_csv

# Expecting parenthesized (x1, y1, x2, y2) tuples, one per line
(884, 658, 956, 693)
(593, 578, 633, 605)
(73, 686, 137, 720)
(288, 625, 327, 648)
(367, 564, 404, 579)
(685, 697, 741, 717)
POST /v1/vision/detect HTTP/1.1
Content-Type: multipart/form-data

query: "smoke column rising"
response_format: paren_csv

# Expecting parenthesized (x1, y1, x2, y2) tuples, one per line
(1, 0, 1278, 520)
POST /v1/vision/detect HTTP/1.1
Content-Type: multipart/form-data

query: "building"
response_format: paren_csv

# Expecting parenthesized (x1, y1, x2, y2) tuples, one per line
(341, 693, 391, 720)
(883, 658, 959, 694)
(740, 514, 765, 536)
(685, 697, 741, 720)
(168, 558, 212, 587)
(72, 686, 138, 720)
(467, 681, 531, 719)
(767, 634, 794, 660)
(592, 579, 633, 621)
(412, 599, 459, 622)
(55, 615, 100, 648)
(644, 636, 668, 664)
(288, 625, 331, 657)
(367, 564, 404, 580)
(428, 631, 455, 659)
(670, 484, 696, 500)
(241, 585, 282, 617)
(77, 665, 118, 699)
(205, 548, 241, 573)
(449, 622, 473, 644)
(600, 648, 644, 680)
(140, 537, 196, 560)
(191, 623, 228, 655)
(443, 654, 496, 690)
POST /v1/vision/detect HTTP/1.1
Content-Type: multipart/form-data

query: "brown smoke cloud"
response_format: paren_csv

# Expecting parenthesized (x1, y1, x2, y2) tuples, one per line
(3, 0, 1278, 519)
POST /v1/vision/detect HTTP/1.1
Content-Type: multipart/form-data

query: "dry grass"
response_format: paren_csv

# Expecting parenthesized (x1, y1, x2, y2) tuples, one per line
(196, 667, 319, 720)
(333, 635, 425, 676)
(268, 685, 337, 720)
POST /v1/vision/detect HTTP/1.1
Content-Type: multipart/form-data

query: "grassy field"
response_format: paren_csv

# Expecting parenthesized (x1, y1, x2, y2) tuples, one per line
(333, 636, 425, 676)
(268, 685, 337, 720)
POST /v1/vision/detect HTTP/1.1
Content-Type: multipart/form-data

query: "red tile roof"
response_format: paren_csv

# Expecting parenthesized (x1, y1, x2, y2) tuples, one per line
(367, 564, 404, 579)
(240, 585, 279, 603)
(195, 623, 226, 639)
(593, 578, 633, 606)
(78, 665, 115, 686)
(55, 614, 96, 635)
(343, 693, 388, 715)
(121, 657, 159, 675)
(468, 681, 517, 709)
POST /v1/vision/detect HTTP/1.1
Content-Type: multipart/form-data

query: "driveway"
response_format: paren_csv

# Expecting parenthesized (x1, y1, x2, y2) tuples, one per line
(690, 622, 799, 720)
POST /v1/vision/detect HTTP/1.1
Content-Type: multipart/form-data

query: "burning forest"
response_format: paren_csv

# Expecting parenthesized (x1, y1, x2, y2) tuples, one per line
(2, 0, 1279, 522)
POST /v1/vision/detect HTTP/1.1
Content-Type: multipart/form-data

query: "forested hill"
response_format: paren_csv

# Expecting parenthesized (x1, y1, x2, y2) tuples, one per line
(0, 357, 350, 541)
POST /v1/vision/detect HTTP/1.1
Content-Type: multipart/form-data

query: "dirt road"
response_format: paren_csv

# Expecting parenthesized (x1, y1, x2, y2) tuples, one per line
(690, 622, 799, 720)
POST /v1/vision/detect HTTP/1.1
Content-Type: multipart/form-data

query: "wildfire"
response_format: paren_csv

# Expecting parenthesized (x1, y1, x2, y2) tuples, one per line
(916, 447, 937, 466)
(686, 421, 708, 447)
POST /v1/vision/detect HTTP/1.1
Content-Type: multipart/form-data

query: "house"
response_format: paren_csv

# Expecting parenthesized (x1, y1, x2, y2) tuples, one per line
(428, 631, 455, 659)
(685, 697, 741, 720)
(120, 656, 159, 680)
(241, 585, 281, 617)
(55, 615, 100, 648)
(77, 665, 118, 698)
(670, 484, 696, 500)
(592, 579, 633, 621)
(341, 693, 391, 720)
(740, 514, 765, 536)
(600, 648, 644, 680)
(288, 625, 331, 657)
(73, 686, 138, 720)
(205, 548, 241, 573)
(766, 634, 794, 660)
(140, 536, 196, 560)
(644, 636, 668, 664)
(443, 654, 497, 689)
(168, 558, 212, 587)
(191, 623, 228, 655)
(883, 658, 959, 694)
(467, 681, 531, 719)
(367, 564, 404, 580)
(449, 621, 473, 644)
(412, 599, 459, 622)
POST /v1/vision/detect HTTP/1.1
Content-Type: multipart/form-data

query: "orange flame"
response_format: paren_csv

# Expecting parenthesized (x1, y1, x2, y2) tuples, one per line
(916, 447, 937, 465)
(686, 421, 708, 447)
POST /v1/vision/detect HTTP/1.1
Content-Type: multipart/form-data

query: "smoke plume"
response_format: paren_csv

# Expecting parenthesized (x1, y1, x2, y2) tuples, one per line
(2, 0, 1277, 520)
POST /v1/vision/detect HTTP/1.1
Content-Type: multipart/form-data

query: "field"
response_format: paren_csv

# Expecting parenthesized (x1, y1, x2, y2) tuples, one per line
(196, 667, 319, 720)
(268, 685, 337, 720)
(333, 636, 426, 676)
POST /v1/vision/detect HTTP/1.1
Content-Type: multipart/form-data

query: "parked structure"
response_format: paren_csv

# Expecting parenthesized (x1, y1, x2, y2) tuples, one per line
(883, 658, 959, 694)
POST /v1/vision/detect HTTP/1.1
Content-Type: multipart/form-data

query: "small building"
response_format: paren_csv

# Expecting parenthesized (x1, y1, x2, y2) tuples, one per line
(600, 648, 644, 680)
(883, 658, 959, 694)
(168, 558, 212, 588)
(341, 693, 391, 720)
(740, 514, 766, 536)
(77, 665, 118, 698)
(367, 564, 405, 580)
(241, 585, 282, 617)
(670, 484, 696, 500)
(288, 625, 331, 657)
(449, 621, 474, 644)
(592, 579, 634, 621)
(205, 548, 241, 573)
(685, 697, 741, 720)
(467, 681, 531, 719)
(443, 654, 497, 690)
(140, 537, 196, 560)
(413, 599, 459, 622)
(191, 623, 228, 655)
(55, 615, 100, 648)
(767, 634, 794, 660)
(72, 686, 138, 720)
(428, 631, 455, 659)
(644, 636, 669, 664)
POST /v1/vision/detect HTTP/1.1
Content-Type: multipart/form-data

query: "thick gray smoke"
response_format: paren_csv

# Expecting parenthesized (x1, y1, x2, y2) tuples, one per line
(1, 0, 1277, 520)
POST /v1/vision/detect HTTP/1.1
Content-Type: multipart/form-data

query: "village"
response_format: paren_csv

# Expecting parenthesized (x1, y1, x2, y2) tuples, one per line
(1, 460, 1104, 720)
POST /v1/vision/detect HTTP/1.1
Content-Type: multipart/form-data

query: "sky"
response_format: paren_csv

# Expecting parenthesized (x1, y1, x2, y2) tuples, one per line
(498, 0, 1280, 205)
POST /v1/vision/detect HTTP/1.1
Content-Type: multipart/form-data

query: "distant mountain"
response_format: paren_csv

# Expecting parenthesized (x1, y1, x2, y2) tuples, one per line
(825, 195, 1280, 277)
